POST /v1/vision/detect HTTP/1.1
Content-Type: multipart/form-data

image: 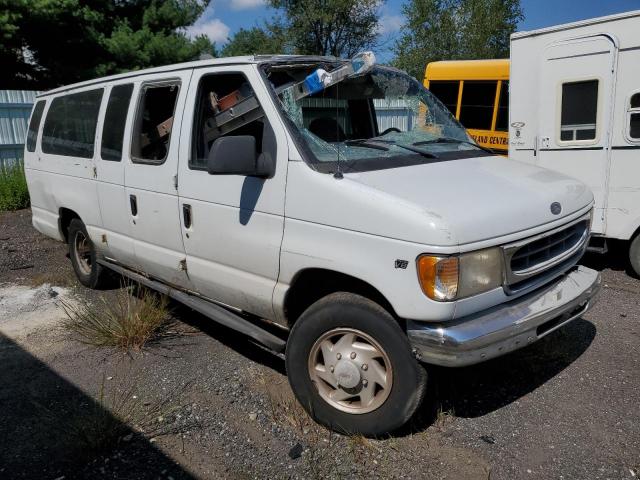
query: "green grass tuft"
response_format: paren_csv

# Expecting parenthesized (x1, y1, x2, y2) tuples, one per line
(0, 162, 30, 211)
(61, 284, 174, 352)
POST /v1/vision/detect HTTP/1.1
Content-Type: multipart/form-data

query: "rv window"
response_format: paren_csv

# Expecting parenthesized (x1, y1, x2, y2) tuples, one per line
(26, 100, 46, 152)
(631, 114, 640, 139)
(131, 82, 180, 164)
(101, 84, 133, 161)
(560, 80, 598, 142)
(495, 81, 509, 132)
(41, 89, 103, 158)
(191, 73, 266, 169)
(459, 81, 497, 130)
(428, 81, 459, 116)
(629, 93, 640, 140)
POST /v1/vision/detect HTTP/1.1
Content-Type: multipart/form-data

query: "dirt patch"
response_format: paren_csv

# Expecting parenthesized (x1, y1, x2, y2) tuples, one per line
(0, 283, 70, 338)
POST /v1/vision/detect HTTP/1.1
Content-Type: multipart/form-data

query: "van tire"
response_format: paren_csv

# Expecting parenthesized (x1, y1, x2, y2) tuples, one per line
(630, 233, 640, 278)
(285, 292, 426, 436)
(68, 219, 106, 289)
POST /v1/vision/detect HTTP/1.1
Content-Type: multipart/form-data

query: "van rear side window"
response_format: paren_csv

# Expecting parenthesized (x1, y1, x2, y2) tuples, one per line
(101, 84, 134, 161)
(41, 89, 103, 158)
(26, 100, 46, 152)
(560, 80, 598, 142)
(131, 82, 180, 164)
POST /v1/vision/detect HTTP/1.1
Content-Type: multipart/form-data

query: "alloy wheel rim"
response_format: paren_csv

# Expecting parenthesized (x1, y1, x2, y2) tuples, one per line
(308, 327, 393, 414)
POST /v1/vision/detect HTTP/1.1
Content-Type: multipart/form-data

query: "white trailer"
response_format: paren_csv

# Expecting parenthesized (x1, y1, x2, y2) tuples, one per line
(509, 10, 640, 274)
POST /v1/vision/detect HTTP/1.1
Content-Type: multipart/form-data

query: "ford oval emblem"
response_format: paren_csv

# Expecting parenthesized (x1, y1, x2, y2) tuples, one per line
(550, 202, 562, 215)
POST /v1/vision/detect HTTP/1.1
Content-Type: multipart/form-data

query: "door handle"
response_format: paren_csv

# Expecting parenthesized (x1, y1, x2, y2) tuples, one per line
(129, 194, 138, 216)
(183, 204, 192, 229)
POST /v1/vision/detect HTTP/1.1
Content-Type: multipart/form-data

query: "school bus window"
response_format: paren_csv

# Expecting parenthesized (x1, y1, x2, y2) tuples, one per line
(560, 80, 598, 142)
(495, 81, 509, 132)
(428, 81, 459, 116)
(459, 81, 497, 130)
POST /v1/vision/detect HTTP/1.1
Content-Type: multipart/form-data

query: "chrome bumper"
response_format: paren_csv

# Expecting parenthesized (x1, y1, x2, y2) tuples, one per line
(407, 266, 601, 367)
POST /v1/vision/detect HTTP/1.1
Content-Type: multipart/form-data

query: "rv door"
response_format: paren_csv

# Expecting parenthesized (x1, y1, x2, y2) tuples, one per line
(537, 35, 617, 234)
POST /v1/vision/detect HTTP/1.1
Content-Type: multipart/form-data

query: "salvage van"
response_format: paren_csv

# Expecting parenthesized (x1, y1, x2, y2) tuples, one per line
(424, 59, 510, 154)
(25, 52, 600, 436)
(510, 10, 640, 275)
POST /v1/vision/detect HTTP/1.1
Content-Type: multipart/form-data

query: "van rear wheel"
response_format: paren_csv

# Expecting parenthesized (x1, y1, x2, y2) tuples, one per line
(630, 233, 640, 278)
(68, 218, 106, 289)
(285, 292, 427, 436)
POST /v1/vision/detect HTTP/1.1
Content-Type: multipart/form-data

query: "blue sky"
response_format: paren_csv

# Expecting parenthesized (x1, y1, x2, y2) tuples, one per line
(187, 0, 640, 60)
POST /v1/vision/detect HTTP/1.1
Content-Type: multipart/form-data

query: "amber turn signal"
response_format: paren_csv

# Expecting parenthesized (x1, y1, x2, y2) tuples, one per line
(417, 255, 459, 301)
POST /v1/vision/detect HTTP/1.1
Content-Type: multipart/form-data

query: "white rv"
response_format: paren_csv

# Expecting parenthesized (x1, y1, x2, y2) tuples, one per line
(25, 53, 601, 435)
(510, 10, 640, 275)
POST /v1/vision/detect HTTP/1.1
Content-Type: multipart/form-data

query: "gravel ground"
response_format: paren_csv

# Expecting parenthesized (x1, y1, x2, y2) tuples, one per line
(0, 208, 638, 479)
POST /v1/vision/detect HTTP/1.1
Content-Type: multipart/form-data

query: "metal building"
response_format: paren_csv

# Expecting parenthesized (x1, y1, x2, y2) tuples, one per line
(0, 90, 38, 169)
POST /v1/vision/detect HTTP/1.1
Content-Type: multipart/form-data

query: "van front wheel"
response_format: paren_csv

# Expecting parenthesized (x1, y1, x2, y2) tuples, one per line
(285, 292, 426, 436)
(68, 219, 106, 289)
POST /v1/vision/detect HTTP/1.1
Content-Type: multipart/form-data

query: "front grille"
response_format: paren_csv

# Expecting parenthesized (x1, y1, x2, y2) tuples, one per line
(511, 221, 588, 273)
(503, 216, 591, 291)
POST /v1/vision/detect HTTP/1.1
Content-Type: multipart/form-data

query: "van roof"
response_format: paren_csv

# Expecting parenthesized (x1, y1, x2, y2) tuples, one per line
(512, 9, 640, 40)
(38, 54, 343, 98)
(424, 59, 509, 82)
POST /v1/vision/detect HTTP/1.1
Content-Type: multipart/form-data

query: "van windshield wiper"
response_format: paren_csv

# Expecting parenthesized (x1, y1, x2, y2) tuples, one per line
(391, 143, 439, 158)
(345, 138, 439, 158)
(413, 137, 494, 154)
(344, 139, 390, 151)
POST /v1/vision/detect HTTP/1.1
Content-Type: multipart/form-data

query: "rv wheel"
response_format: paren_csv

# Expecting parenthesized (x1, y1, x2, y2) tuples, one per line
(630, 233, 640, 278)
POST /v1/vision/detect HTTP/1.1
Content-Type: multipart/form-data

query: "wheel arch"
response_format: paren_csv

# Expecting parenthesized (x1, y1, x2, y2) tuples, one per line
(58, 207, 81, 243)
(282, 268, 401, 329)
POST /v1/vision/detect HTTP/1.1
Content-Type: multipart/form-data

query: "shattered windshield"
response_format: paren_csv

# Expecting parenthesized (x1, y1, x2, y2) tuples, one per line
(269, 64, 489, 172)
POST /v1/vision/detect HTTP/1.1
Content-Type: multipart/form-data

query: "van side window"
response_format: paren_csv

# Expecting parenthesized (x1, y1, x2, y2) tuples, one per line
(459, 81, 497, 130)
(41, 89, 103, 158)
(191, 73, 267, 170)
(428, 81, 459, 116)
(101, 84, 134, 161)
(26, 100, 46, 152)
(131, 82, 180, 164)
(560, 80, 598, 142)
(628, 92, 640, 140)
(495, 81, 509, 132)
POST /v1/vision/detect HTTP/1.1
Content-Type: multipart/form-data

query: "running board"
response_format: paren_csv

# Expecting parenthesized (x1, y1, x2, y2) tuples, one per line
(98, 260, 286, 353)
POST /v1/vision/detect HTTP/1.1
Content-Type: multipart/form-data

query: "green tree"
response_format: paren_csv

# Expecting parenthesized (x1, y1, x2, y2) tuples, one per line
(0, 0, 215, 89)
(221, 23, 288, 56)
(269, 0, 381, 57)
(393, 0, 523, 79)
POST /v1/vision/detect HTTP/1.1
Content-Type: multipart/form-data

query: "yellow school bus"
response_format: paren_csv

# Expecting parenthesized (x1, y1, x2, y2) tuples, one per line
(424, 59, 510, 154)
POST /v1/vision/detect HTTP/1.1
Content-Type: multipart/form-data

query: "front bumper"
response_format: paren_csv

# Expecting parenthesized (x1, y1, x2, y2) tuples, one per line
(407, 266, 601, 367)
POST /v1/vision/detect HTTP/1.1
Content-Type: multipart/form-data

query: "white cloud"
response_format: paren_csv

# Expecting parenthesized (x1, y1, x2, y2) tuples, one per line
(185, 4, 231, 44)
(378, 13, 404, 35)
(230, 0, 266, 10)
(187, 18, 231, 44)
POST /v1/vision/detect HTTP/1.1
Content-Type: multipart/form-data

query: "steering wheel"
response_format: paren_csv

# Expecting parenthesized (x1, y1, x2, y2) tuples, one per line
(380, 127, 401, 136)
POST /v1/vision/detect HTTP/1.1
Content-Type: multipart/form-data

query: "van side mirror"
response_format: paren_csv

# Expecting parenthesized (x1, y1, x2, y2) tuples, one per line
(207, 136, 274, 178)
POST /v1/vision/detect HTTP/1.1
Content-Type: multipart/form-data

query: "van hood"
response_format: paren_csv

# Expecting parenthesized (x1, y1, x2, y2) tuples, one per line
(345, 155, 593, 245)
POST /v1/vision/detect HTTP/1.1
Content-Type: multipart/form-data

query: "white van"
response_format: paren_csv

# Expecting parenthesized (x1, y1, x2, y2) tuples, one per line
(25, 53, 600, 435)
(510, 10, 640, 275)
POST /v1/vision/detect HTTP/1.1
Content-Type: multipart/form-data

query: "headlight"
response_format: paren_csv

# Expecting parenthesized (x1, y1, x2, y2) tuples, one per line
(417, 248, 503, 301)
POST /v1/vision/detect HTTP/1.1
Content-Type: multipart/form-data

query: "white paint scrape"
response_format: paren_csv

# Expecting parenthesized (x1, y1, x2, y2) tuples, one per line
(0, 283, 71, 338)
